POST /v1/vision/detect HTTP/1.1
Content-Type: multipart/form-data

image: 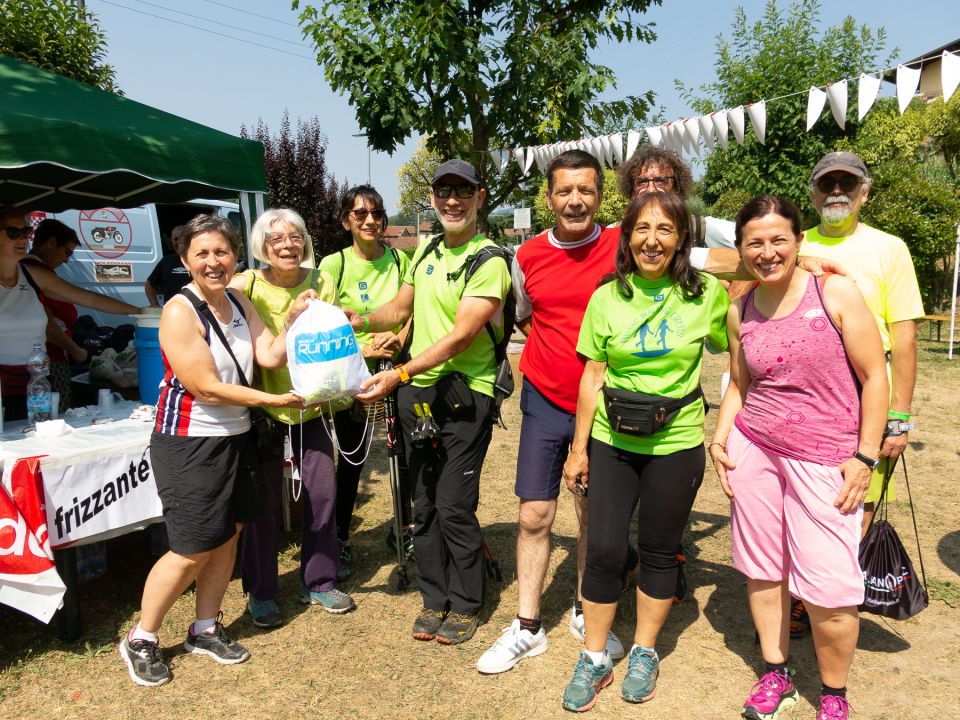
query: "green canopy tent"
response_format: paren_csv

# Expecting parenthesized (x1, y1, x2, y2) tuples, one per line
(0, 55, 266, 249)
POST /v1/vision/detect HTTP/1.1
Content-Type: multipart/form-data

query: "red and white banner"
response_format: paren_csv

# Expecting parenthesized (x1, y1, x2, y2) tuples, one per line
(0, 457, 65, 624)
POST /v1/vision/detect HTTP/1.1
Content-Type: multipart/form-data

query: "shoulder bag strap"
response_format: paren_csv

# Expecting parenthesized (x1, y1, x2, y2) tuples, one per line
(180, 286, 251, 388)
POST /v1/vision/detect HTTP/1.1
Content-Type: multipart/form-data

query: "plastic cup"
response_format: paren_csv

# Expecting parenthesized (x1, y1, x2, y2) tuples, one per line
(97, 388, 112, 415)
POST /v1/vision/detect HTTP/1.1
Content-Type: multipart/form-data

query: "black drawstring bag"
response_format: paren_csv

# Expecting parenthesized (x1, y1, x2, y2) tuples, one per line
(858, 454, 928, 619)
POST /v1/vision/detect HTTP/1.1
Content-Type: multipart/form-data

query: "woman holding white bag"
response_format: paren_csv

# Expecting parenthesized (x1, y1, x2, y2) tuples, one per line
(231, 208, 356, 627)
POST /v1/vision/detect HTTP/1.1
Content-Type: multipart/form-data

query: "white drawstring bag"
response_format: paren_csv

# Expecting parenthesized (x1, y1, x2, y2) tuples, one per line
(286, 300, 370, 404)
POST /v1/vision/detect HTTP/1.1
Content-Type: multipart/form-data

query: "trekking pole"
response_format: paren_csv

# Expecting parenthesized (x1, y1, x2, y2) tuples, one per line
(482, 539, 503, 583)
(378, 360, 409, 592)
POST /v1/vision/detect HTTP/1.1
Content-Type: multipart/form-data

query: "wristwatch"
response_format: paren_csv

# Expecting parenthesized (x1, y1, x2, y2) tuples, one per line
(884, 419, 914, 437)
(395, 363, 411, 385)
(853, 451, 880, 470)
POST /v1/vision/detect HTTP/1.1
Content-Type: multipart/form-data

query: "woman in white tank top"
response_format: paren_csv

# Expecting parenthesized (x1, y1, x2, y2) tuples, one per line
(120, 215, 316, 688)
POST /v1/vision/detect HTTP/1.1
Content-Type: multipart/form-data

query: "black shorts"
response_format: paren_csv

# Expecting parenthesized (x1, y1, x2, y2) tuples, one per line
(150, 430, 262, 555)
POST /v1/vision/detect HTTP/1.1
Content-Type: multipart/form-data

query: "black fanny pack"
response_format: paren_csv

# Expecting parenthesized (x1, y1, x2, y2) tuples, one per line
(602, 386, 705, 436)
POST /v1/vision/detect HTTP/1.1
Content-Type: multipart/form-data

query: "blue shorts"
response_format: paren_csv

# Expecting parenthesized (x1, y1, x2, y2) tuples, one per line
(514, 378, 575, 500)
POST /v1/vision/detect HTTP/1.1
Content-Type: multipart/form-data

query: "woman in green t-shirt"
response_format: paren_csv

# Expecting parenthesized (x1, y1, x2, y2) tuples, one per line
(318, 186, 413, 581)
(559, 192, 730, 712)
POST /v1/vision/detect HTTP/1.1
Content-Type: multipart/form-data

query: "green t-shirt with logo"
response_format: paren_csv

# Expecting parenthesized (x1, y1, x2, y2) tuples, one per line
(577, 272, 729, 455)
(318, 245, 410, 370)
(405, 234, 510, 397)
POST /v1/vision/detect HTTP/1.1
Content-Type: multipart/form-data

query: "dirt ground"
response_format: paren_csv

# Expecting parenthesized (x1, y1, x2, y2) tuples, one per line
(1, 335, 959, 720)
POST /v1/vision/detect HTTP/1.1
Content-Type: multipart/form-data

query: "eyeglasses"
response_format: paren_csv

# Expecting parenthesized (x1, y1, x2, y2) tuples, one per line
(634, 176, 674, 191)
(1, 226, 31, 240)
(350, 209, 386, 222)
(267, 233, 305, 247)
(815, 175, 862, 194)
(432, 183, 477, 199)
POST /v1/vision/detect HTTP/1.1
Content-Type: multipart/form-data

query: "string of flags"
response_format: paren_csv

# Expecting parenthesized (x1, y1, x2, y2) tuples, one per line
(489, 50, 960, 175)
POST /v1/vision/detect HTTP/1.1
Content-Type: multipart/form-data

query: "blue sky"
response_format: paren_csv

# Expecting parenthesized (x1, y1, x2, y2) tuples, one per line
(87, 0, 959, 213)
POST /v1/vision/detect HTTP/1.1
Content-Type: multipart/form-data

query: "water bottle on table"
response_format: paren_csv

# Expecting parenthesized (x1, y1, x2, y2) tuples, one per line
(26, 342, 52, 424)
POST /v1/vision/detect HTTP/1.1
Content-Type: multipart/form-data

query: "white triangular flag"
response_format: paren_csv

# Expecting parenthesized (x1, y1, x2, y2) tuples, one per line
(857, 74, 882, 121)
(488, 149, 502, 174)
(684, 117, 702, 156)
(942, 51, 960, 103)
(598, 135, 613, 167)
(589, 137, 604, 163)
(746, 102, 766, 145)
(729, 106, 746, 145)
(500, 149, 511, 173)
(670, 122, 686, 154)
(826, 80, 847, 130)
(523, 147, 535, 175)
(698, 116, 715, 150)
(626, 129, 641, 161)
(806, 86, 827, 130)
(712, 111, 729, 150)
(643, 126, 661, 149)
(532, 147, 547, 174)
(896, 64, 921, 114)
(610, 133, 623, 165)
(514, 148, 526, 173)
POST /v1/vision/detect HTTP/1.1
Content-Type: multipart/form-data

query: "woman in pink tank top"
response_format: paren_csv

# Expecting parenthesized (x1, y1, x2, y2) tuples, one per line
(709, 196, 888, 720)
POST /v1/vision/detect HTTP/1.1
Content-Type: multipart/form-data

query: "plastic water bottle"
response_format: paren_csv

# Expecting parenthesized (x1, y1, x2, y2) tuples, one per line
(26, 343, 52, 424)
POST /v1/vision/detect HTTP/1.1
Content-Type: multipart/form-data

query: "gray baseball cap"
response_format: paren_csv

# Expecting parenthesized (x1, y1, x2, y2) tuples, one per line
(432, 159, 481, 186)
(811, 151, 869, 182)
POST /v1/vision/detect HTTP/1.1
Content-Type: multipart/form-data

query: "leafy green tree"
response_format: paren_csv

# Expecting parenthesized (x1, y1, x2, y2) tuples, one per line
(397, 140, 442, 217)
(0, 0, 118, 92)
(679, 0, 891, 211)
(532, 169, 628, 230)
(241, 112, 347, 260)
(295, 0, 660, 228)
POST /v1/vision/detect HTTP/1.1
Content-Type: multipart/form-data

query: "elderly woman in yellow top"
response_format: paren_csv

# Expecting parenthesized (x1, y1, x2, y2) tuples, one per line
(231, 208, 355, 627)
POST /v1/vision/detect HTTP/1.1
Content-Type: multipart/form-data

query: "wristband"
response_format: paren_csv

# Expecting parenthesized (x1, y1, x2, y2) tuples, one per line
(395, 363, 410, 384)
(708, 442, 726, 452)
(887, 410, 910, 421)
(362, 316, 370, 332)
(853, 451, 880, 470)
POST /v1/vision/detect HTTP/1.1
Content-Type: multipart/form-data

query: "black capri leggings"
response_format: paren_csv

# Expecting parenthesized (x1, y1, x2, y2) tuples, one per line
(582, 439, 705, 604)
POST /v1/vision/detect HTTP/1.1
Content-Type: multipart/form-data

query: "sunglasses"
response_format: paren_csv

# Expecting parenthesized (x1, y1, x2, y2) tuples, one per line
(634, 176, 674, 190)
(2, 226, 31, 240)
(815, 175, 862, 194)
(432, 183, 477, 199)
(350, 209, 386, 222)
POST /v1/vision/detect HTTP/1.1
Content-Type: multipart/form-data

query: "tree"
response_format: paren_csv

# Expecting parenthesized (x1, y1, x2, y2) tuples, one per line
(679, 0, 891, 212)
(295, 0, 661, 228)
(397, 140, 443, 218)
(852, 96, 960, 310)
(0, 0, 118, 92)
(240, 112, 347, 260)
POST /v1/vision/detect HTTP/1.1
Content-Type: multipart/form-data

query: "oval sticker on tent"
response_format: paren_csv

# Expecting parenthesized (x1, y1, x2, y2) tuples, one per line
(78, 208, 133, 259)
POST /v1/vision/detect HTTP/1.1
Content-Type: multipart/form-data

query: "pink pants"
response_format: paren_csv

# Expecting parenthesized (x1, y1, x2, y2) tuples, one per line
(727, 426, 864, 609)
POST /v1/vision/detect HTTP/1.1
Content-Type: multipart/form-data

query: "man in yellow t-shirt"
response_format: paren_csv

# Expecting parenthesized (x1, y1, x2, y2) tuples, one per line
(800, 151, 924, 535)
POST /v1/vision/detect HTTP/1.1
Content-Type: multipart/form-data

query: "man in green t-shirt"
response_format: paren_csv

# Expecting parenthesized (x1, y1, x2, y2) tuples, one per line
(354, 159, 510, 646)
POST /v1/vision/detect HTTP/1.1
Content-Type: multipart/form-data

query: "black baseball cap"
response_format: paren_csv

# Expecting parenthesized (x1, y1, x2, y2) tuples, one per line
(811, 152, 869, 182)
(432, 159, 481, 186)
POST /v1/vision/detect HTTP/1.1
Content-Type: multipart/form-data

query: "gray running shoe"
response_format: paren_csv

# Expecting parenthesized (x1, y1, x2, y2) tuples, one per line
(299, 585, 357, 614)
(247, 596, 282, 629)
(184, 621, 250, 665)
(412, 608, 448, 640)
(119, 634, 171, 687)
(435, 611, 481, 645)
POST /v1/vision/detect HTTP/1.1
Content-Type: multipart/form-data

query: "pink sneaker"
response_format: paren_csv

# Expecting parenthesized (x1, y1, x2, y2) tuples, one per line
(742, 670, 798, 719)
(817, 694, 850, 720)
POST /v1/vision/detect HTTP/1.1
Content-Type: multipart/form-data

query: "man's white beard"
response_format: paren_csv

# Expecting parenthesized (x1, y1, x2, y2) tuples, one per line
(821, 195, 852, 226)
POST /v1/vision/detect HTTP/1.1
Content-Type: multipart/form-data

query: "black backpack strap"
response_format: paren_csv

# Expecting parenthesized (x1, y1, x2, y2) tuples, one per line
(458, 246, 514, 364)
(336, 248, 346, 291)
(181, 287, 251, 388)
(19, 263, 42, 298)
(409, 235, 445, 280)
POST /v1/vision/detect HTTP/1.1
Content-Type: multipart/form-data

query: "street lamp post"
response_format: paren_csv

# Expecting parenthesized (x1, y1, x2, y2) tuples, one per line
(352, 132, 371, 185)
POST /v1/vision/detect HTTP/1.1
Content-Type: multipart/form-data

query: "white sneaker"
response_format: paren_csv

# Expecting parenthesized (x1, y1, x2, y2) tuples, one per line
(476, 619, 548, 674)
(568, 605, 625, 660)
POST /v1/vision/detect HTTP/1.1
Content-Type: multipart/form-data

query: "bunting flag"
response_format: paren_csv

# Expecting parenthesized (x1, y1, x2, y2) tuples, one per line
(943, 50, 960, 103)
(858, 73, 882, 121)
(712, 111, 729, 150)
(698, 115, 716, 150)
(826, 80, 848, 130)
(896, 64, 921, 113)
(729, 106, 746, 145)
(746, 101, 766, 145)
(807, 86, 827, 130)
(610, 133, 624, 165)
(485, 52, 960, 178)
